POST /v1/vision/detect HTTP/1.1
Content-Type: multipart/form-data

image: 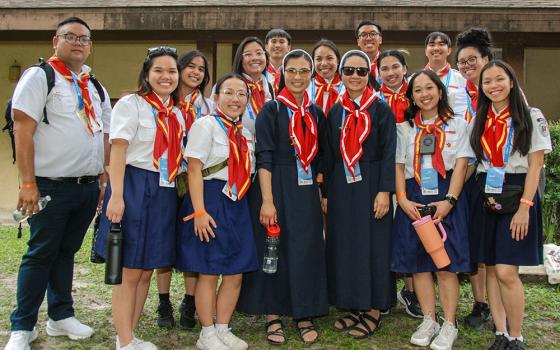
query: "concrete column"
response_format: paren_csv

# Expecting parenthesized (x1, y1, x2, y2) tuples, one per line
(502, 41, 525, 87)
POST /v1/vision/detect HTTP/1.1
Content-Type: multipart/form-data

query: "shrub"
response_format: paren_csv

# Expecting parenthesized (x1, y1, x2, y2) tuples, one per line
(543, 121, 560, 243)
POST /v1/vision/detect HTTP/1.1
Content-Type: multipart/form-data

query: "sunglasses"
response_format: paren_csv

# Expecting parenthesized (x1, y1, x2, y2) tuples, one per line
(341, 66, 369, 77)
(146, 46, 178, 58)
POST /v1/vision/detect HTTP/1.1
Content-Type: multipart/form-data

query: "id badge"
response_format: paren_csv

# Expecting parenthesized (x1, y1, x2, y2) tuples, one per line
(485, 167, 505, 194)
(296, 159, 313, 186)
(421, 168, 438, 196)
(222, 183, 238, 201)
(344, 162, 362, 184)
(159, 157, 175, 188)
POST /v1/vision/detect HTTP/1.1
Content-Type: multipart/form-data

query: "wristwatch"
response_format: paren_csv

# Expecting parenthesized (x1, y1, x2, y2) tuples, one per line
(445, 194, 457, 206)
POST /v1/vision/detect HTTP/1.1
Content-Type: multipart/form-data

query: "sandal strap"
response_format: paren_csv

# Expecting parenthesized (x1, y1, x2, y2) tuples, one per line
(359, 313, 381, 331)
(265, 318, 284, 329)
(335, 313, 360, 329)
(296, 319, 317, 337)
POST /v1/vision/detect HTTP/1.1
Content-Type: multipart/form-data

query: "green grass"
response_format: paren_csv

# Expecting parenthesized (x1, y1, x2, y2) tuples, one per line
(1, 225, 559, 349)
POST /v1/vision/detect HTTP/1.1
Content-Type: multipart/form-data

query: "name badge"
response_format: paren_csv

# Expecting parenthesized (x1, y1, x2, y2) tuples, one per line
(344, 162, 362, 184)
(421, 167, 438, 196)
(296, 159, 313, 186)
(485, 167, 505, 194)
(159, 157, 175, 188)
(222, 183, 238, 201)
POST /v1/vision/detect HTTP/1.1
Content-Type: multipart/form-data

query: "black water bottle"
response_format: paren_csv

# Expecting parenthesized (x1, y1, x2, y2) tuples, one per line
(104, 222, 123, 285)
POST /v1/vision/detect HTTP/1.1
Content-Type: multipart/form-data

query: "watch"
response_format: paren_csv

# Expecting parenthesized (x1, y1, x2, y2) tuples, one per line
(445, 194, 457, 206)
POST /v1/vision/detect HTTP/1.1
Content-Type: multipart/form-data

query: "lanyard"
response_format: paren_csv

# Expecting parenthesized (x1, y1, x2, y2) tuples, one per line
(444, 70, 452, 89)
(70, 72, 84, 110)
(246, 102, 255, 120)
(486, 122, 514, 165)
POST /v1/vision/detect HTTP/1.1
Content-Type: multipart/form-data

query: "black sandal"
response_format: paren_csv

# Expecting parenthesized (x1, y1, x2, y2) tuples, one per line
(349, 312, 381, 339)
(295, 318, 318, 344)
(333, 311, 361, 332)
(265, 319, 286, 346)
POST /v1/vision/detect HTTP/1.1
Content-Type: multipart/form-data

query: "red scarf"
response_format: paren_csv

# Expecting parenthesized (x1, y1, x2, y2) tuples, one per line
(413, 112, 447, 186)
(425, 63, 451, 78)
(465, 80, 478, 123)
(370, 51, 380, 82)
(48, 56, 98, 135)
(180, 89, 200, 133)
(267, 64, 281, 96)
(215, 108, 251, 200)
(277, 88, 318, 172)
(379, 81, 409, 123)
(339, 88, 377, 177)
(245, 77, 266, 116)
(143, 92, 183, 182)
(314, 74, 342, 115)
(481, 106, 511, 167)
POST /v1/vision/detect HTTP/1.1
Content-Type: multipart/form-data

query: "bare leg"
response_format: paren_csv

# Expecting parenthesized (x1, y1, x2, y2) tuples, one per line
(404, 275, 414, 292)
(215, 274, 242, 325)
(436, 271, 459, 324)
(132, 269, 153, 330)
(413, 272, 436, 320)
(469, 264, 487, 303)
(112, 267, 142, 347)
(183, 272, 198, 296)
(495, 264, 524, 337)
(156, 267, 172, 294)
(195, 274, 219, 327)
(486, 266, 507, 333)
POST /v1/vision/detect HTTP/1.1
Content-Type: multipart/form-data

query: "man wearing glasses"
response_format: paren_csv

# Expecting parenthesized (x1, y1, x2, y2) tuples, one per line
(356, 19, 384, 90)
(6, 17, 111, 350)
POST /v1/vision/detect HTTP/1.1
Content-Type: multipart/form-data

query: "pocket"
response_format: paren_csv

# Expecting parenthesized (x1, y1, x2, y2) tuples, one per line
(51, 88, 77, 113)
(138, 116, 156, 142)
(443, 133, 458, 153)
(212, 137, 230, 158)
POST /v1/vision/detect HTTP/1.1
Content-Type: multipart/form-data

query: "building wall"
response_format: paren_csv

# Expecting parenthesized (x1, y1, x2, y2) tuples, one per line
(525, 48, 560, 120)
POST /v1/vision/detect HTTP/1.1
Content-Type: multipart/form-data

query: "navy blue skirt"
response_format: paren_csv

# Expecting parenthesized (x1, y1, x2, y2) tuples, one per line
(470, 173, 543, 266)
(391, 173, 471, 273)
(176, 179, 258, 275)
(95, 165, 178, 269)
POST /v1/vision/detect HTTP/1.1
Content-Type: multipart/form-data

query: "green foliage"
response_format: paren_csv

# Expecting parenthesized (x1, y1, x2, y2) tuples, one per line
(543, 121, 560, 243)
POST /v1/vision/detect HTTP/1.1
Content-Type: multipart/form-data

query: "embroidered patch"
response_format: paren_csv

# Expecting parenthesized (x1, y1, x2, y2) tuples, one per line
(537, 117, 549, 137)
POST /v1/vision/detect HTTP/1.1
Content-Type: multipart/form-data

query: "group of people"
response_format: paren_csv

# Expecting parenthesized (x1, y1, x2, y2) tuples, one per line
(6, 15, 552, 350)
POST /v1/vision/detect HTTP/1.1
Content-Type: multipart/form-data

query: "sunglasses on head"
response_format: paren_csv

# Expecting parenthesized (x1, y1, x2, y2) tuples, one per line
(341, 66, 369, 77)
(146, 46, 178, 58)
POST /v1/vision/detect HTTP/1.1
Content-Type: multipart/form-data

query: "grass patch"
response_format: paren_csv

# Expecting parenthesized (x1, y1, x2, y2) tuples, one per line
(0, 225, 559, 349)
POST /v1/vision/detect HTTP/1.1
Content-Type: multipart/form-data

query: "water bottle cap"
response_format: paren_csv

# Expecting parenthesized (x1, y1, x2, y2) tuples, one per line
(267, 224, 280, 237)
(44, 195, 51, 201)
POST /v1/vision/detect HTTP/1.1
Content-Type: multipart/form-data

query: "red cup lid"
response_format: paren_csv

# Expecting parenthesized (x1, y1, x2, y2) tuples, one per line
(267, 224, 280, 237)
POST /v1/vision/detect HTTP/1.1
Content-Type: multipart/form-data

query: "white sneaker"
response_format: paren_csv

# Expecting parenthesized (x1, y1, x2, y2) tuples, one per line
(4, 328, 38, 350)
(410, 315, 440, 347)
(46, 317, 94, 340)
(216, 328, 248, 350)
(196, 330, 228, 350)
(116, 335, 158, 350)
(430, 319, 458, 350)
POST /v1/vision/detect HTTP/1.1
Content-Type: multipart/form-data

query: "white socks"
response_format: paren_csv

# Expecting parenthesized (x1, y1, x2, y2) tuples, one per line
(215, 324, 228, 333)
(201, 325, 215, 337)
(506, 334, 524, 342)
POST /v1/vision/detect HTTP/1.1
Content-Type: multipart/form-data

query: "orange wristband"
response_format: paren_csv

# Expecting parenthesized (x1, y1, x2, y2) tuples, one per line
(183, 209, 207, 222)
(396, 191, 406, 200)
(520, 198, 534, 207)
(20, 182, 37, 189)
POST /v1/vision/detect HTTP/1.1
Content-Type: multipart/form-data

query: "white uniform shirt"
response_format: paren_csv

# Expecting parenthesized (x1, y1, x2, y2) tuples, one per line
(11, 64, 111, 177)
(396, 116, 470, 180)
(110, 94, 184, 172)
(183, 91, 214, 120)
(440, 68, 468, 121)
(306, 77, 346, 114)
(185, 115, 256, 181)
(470, 107, 552, 174)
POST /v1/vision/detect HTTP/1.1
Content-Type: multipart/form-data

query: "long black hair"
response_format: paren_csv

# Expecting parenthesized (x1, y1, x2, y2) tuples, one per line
(135, 48, 179, 105)
(232, 36, 269, 76)
(178, 50, 210, 111)
(469, 60, 532, 161)
(404, 69, 453, 125)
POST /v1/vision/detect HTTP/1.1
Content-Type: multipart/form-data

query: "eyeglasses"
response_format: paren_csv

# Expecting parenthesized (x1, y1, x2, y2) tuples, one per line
(221, 88, 248, 99)
(341, 66, 369, 77)
(457, 55, 479, 69)
(146, 46, 178, 58)
(284, 68, 312, 76)
(242, 50, 266, 59)
(358, 32, 380, 40)
(57, 33, 92, 46)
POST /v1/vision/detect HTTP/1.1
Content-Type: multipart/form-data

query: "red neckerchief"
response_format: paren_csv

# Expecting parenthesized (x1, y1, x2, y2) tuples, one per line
(425, 63, 451, 78)
(465, 80, 478, 123)
(339, 88, 377, 177)
(413, 111, 447, 186)
(143, 92, 183, 182)
(267, 63, 281, 96)
(244, 77, 266, 115)
(214, 107, 251, 200)
(277, 88, 318, 172)
(314, 74, 342, 115)
(179, 89, 200, 133)
(379, 81, 409, 123)
(481, 106, 511, 167)
(370, 51, 380, 82)
(48, 56, 98, 135)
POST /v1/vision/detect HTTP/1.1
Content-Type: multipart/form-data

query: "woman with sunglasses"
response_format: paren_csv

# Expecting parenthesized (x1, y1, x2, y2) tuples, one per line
(322, 50, 396, 340)
(179, 73, 258, 350)
(455, 27, 493, 331)
(468, 61, 551, 350)
(308, 39, 345, 115)
(424, 32, 468, 121)
(96, 46, 183, 350)
(155, 50, 213, 330)
(391, 70, 471, 350)
(237, 49, 328, 345)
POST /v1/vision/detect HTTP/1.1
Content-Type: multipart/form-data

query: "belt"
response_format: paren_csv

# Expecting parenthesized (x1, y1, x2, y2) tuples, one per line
(37, 175, 100, 184)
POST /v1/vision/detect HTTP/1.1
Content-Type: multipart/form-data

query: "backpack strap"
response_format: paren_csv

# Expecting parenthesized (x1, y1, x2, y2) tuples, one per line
(36, 60, 55, 125)
(89, 74, 106, 103)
